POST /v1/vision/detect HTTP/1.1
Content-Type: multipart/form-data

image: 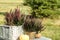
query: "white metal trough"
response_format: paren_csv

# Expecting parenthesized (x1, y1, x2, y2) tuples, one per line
(0, 25, 24, 40)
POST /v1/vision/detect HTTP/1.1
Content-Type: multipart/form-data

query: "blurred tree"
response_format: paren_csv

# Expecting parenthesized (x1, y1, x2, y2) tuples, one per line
(23, 0, 58, 18)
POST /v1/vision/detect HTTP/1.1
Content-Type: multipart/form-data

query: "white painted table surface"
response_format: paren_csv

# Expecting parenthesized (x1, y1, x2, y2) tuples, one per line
(34, 36, 52, 40)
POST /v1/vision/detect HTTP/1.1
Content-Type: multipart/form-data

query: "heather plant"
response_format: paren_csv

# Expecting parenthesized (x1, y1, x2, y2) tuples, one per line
(13, 8, 21, 25)
(23, 16, 44, 33)
(5, 7, 24, 26)
(5, 12, 13, 25)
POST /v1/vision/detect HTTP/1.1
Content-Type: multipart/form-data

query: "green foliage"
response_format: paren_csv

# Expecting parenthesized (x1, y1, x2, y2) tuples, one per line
(0, 12, 6, 15)
(23, 0, 59, 18)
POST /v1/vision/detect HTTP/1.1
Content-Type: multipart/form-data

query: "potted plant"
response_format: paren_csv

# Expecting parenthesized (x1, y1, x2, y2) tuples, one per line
(4, 7, 25, 40)
(34, 18, 44, 38)
(22, 16, 44, 39)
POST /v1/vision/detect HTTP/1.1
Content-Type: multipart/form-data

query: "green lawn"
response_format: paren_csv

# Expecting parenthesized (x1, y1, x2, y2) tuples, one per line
(0, 0, 24, 12)
(0, 14, 5, 25)
(41, 18, 60, 40)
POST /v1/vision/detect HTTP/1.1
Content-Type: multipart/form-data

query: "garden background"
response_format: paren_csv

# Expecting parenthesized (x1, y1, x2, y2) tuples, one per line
(0, 0, 60, 40)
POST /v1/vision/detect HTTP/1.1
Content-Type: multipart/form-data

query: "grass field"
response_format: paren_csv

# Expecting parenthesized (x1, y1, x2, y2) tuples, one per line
(41, 18, 60, 40)
(0, 14, 5, 25)
(0, 0, 24, 12)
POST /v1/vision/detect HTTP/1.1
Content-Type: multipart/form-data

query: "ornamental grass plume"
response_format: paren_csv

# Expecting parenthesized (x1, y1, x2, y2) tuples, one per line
(23, 16, 44, 33)
(5, 7, 24, 26)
